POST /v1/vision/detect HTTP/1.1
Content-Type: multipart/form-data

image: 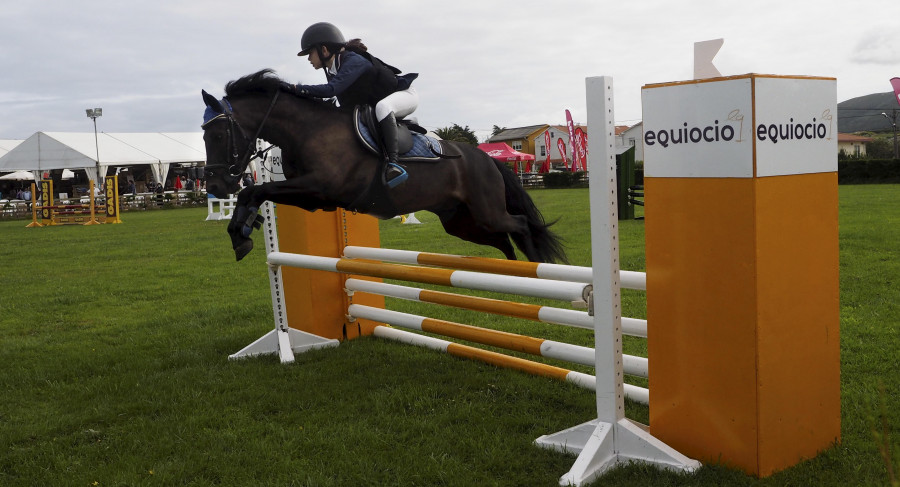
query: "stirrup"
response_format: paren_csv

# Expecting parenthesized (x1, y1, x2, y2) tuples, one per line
(384, 163, 408, 189)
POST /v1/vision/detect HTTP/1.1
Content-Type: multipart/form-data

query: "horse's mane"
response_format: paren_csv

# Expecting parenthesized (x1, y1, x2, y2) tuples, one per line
(224, 69, 334, 109)
(224, 69, 283, 96)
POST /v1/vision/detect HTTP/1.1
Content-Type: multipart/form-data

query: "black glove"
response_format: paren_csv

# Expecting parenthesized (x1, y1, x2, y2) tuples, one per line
(278, 82, 298, 94)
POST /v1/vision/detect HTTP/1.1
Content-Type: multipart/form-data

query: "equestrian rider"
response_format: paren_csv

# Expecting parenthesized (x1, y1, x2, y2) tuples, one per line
(284, 22, 418, 188)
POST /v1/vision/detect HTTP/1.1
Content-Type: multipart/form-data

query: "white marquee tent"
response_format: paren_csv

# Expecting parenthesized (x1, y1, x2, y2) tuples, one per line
(0, 132, 205, 184)
(0, 139, 24, 159)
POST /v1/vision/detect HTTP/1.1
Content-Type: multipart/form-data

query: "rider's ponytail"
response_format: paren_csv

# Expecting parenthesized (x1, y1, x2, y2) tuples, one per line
(345, 38, 368, 54)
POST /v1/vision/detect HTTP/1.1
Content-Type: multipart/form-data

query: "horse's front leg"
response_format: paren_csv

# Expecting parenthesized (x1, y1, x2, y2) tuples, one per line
(227, 180, 325, 261)
(227, 186, 265, 261)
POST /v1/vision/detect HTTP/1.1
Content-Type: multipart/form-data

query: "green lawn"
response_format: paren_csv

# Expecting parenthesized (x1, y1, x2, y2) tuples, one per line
(0, 185, 897, 486)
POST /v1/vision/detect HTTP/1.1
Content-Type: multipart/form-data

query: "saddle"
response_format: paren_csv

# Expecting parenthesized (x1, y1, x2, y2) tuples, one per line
(353, 105, 446, 162)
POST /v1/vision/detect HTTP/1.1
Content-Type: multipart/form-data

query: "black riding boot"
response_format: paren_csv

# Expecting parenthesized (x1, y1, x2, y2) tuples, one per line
(379, 112, 407, 188)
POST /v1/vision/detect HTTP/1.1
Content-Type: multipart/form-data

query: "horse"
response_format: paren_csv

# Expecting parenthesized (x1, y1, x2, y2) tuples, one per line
(200, 69, 566, 264)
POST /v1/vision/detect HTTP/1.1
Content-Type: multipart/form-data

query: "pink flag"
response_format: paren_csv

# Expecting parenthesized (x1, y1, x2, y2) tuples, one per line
(543, 130, 552, 172)
(574, 127, 587, 171)
(556, 138, 568, 167)
(565, 110, 577, 171)
(892, 77, 900, 107)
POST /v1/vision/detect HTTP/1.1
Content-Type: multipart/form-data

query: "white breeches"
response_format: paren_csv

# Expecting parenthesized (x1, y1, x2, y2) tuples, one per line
(375, 87, 418, 121)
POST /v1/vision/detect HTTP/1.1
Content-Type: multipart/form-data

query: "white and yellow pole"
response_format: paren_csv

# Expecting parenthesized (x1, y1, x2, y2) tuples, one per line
(84, 179, 100, 225)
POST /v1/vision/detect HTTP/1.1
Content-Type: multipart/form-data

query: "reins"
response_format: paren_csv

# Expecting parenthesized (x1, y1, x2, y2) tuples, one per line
(220, 91, 280, 177)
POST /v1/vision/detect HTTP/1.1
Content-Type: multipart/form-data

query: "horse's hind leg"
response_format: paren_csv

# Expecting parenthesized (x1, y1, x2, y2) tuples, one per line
(437, 208, 518, 260)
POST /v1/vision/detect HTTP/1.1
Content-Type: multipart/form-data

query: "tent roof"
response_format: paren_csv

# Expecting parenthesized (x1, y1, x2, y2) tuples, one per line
(106, 133, 205, 164)
(0, 139, 24, 160)
(0, 132, 205, 171)
(477, 142, 535, 162)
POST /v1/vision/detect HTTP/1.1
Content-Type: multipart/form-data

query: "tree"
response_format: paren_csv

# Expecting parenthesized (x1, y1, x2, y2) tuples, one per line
(491, 125, 507, 137)
(434, 124, 479, 146)
(866, 137, 894, 159)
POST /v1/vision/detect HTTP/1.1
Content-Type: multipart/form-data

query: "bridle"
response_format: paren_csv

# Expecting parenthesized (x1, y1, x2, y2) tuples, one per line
(203, 91, 280, 181)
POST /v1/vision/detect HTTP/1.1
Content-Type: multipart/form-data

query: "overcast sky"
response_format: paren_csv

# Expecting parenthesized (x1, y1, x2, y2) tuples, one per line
(2, 0, 898, 142)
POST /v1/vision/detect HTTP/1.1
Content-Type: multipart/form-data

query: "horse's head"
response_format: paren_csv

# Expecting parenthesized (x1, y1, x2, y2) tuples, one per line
(201, 90, 252, 197)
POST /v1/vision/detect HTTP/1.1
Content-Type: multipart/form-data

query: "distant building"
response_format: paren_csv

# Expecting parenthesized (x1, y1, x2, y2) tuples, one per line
(488, 124, 587, 168)
(837, 133, 873, 158)
(616, 122, 644, 161)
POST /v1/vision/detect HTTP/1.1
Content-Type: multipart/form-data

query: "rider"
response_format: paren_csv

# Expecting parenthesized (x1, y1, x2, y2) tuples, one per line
(284, 22, 418, 188)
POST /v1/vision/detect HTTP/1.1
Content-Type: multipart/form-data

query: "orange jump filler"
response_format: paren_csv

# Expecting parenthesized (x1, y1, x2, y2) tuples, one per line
(642, 74, 840, 476)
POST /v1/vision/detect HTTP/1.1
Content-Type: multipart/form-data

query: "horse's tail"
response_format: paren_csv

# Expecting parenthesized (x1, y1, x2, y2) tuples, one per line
(493, 160, 568, 264)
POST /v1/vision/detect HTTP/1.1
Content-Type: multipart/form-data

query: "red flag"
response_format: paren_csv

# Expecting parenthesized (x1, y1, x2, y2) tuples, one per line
(543, 130, 552, 173)
(556, 138, 568, 168)
(892, 77, 900, 107)
(565, 109, 577, 171)
(574, 127, 587, 171)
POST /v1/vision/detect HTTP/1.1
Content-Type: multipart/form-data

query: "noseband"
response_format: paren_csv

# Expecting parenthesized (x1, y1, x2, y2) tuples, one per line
(204, 91, 280, 179)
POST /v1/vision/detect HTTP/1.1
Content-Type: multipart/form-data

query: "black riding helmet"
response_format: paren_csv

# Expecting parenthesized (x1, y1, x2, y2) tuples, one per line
(297, 22, 346, 57)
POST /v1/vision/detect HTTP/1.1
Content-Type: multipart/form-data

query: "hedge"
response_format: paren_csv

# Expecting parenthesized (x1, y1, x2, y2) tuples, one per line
(838, 159, 900, 184)
(541, 160, 900, 187)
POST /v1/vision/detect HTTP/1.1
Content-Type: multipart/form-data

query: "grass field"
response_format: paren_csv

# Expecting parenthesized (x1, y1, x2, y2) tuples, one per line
(0, 185, 897, 486)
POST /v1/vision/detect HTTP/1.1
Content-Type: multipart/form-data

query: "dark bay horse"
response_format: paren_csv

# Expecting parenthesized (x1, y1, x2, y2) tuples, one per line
(201, 69, 566, 263)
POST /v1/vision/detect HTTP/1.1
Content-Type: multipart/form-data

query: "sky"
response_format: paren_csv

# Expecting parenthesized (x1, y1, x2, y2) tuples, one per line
(1, 0, 898, 142)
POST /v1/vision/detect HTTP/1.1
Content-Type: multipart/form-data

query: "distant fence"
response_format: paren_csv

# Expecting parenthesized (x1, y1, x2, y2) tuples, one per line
(1, 190, 208, 220)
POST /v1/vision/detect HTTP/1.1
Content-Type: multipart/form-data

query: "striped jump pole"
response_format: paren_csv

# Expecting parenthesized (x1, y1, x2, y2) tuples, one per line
(372, 326, 650, 405)
(348, 303, 648, 381)
(344, 278, 648, 338)
(267, 251, 592, 305)
(373, 325, 596, 389)
(343, 246, 647, 291)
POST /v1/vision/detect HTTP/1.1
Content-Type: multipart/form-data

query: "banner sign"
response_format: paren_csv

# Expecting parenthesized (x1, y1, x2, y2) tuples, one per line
(40, 180, 53, 220)
(556, 138, 568, 166)
(574, 127, 587, 171)
(543, 130, 551, 172)
(641, 75, 836, 178)
(565, 109, 577, 171)
(891, 77, 900, 107)
(104, 175, 119, 220)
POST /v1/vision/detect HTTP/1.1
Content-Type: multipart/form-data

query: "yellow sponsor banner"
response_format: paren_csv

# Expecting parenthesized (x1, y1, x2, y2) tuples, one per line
(104, 175, 122, 223)
(40, 180, 53, 220)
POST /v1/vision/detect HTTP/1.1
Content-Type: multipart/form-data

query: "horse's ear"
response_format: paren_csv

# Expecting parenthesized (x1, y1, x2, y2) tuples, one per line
(202, 90, 223, 113)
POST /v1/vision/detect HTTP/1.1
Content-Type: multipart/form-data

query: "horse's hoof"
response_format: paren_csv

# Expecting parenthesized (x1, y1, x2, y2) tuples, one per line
(234, 240, 254, 261)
